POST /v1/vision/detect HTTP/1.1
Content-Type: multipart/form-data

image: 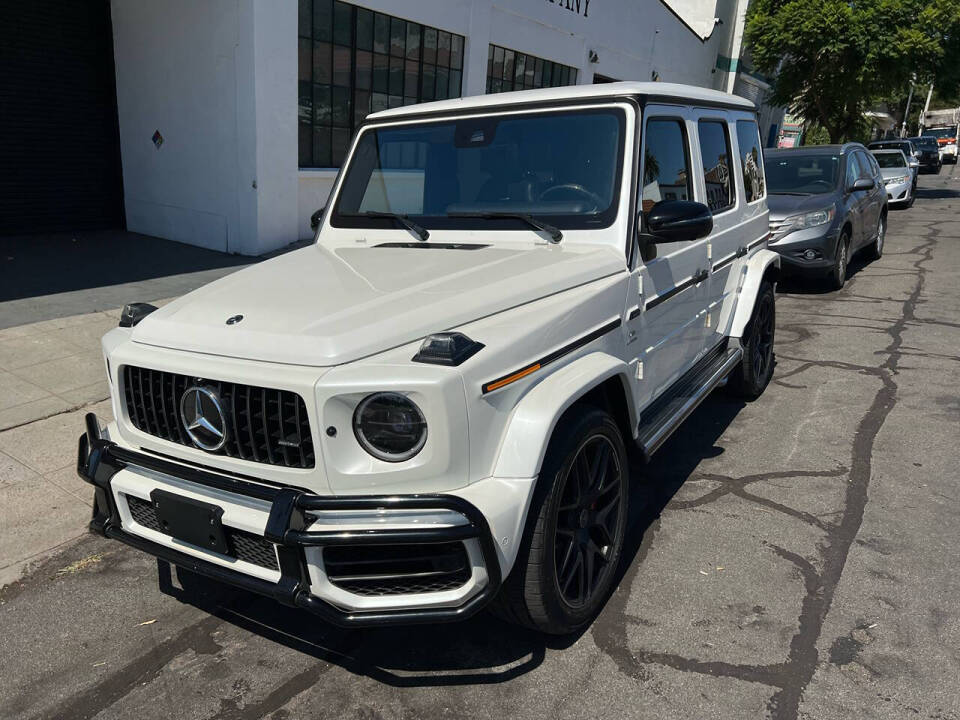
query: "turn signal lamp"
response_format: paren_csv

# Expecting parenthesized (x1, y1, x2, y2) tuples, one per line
(412, 332, 484, 366)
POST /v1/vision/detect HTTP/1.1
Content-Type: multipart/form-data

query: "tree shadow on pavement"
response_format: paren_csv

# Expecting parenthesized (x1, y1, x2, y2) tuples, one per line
(159, 393, 745, 688)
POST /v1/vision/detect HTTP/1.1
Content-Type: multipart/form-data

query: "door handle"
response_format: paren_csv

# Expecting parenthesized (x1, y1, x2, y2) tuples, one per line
(693, 269, 709, 283)
(736, 246, 748, 258)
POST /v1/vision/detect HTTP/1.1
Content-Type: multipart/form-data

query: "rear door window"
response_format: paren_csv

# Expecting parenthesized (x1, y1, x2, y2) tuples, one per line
(697, 120, 734, 213)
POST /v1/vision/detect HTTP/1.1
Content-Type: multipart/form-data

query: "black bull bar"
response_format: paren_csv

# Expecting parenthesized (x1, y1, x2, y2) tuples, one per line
(76, 413, 502, 627)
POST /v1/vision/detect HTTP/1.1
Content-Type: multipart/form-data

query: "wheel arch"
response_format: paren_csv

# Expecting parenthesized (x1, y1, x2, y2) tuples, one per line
(492, 352, 636, 480)
(730, 249, 781, 339)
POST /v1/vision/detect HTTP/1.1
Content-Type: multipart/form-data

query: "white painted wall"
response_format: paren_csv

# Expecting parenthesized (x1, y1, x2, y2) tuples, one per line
(114, 0, 746, 254)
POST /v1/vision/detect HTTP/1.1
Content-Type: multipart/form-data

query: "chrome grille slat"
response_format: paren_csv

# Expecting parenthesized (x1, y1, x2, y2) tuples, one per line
(121, 365, 314, 469)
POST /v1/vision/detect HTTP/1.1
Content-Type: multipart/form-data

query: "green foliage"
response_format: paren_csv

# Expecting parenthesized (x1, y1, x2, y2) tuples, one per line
(746, 0, 960, 143)
(802, 125, 832, 146)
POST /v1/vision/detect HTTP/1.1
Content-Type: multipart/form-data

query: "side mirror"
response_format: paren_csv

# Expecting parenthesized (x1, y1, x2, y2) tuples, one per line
(310, 207, 325, 231)
(850, 178, 874, 192)
(644, 200, 714, 243)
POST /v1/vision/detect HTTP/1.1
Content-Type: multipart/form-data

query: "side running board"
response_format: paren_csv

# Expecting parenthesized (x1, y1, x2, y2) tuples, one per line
(636, 341, 743, 460)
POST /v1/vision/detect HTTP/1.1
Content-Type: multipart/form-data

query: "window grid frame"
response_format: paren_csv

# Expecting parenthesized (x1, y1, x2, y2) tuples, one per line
(485, 44, 578, 94)
(299, 0, 464, 169)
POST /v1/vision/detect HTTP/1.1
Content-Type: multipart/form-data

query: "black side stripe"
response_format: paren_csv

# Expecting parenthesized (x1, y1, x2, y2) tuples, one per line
(645, 269, 708, 311)
(712, 245, 748, 272)
(748, 233, 771, 251)
(481, 318, 622, 394)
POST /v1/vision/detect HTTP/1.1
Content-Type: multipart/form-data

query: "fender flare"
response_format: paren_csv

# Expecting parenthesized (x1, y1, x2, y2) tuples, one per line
(730, 249, 780, 338)
(492, 352, 636, 479)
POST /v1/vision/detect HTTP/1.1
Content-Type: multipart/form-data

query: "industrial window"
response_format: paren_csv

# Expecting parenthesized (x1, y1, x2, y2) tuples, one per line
(735, 120, 765, 203)
(298, 1, 464, 168)
(486, 44, 578, 94)
(697, 120, 734, 213)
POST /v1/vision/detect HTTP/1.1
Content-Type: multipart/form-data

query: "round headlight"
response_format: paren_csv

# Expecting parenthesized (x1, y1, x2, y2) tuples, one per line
(353, 392, 427, 462)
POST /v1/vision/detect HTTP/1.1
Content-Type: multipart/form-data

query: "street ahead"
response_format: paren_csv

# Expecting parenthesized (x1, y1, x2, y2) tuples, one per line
(2, 169, 959, 720)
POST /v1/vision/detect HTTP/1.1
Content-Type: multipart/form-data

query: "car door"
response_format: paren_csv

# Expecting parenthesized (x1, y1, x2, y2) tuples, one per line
(843, 152, 867, 245)
(854, 150, 881, 248)
(703, 114, 769, 344)
(626, 108, 711, 410)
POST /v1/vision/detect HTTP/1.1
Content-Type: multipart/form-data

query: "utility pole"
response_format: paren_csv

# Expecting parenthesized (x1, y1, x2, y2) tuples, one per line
(920, 83, 934, 134)
(901, 82, 915, 137)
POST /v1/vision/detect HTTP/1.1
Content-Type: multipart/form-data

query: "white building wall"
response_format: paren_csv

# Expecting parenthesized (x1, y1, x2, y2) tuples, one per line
(113, 0, 746, 255)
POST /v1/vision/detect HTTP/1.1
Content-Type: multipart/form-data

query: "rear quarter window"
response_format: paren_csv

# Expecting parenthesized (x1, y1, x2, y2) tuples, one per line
(736, 120, 765, 203)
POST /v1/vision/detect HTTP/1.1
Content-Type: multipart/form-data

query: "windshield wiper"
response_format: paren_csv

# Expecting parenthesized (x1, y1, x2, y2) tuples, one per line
(361, 211, 429, 242)
(447, 212, 562, 242)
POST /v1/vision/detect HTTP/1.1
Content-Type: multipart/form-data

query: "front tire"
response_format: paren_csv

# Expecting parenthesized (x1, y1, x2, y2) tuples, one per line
(728, 280, 775, 400)
(827, 232, 849, 290)
(491, 407, 629, 634)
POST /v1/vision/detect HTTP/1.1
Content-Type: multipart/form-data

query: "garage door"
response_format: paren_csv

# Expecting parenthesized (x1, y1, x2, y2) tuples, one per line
(0, 1, 124, 235)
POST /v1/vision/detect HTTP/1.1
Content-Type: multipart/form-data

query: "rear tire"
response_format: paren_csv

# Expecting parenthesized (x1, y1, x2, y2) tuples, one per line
(728, 280, 775, 400)
(827, 232, 849, 290)
(490, 407, 629, 634)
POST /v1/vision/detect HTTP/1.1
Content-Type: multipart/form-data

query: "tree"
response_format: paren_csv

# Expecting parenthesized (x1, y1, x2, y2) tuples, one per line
(746, 0, 960, 143)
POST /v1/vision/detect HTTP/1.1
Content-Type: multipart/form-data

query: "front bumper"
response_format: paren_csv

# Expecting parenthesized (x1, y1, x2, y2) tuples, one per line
(767, 226, 839, 275)
(77, 413, 502, 626)
(885, 179, 912, 204)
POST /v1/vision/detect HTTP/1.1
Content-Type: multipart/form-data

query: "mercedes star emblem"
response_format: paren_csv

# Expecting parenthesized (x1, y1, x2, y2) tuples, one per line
(180, 386, 228, 451)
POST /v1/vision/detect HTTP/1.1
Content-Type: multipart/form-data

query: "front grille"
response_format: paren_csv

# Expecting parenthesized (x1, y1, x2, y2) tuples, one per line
(122, 365, 315, 469)
(323, 542, 472, 596)
(125, 494, 279, 571)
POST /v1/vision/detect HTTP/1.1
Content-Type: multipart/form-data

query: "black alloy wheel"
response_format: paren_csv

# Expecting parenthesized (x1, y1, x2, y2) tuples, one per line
(553, 434, 623, 610)
(491, 408, 629, 634)
(728, 280, 776, 400)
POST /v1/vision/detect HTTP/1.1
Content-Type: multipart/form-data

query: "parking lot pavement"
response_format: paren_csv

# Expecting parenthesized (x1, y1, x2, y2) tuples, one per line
(2, 169, 959, 720)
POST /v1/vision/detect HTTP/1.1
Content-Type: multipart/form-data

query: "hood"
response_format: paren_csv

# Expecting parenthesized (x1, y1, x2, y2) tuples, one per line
(132, 242, 625, 366)
(879, 166, 910, 180)
(767, 192, 838, 222)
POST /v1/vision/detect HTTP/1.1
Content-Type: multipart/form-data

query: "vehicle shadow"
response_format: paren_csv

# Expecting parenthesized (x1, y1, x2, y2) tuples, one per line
(776, 250, 874, 296)
(912, 186, 960, 200)
(159, 394, 745, 687)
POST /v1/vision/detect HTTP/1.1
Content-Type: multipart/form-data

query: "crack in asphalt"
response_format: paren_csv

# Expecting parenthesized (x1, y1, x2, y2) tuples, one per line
(590, 221, 936, 720)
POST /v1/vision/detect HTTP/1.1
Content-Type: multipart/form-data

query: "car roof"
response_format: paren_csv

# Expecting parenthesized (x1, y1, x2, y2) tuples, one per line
(366, 81, 756, 121)
(871, 148, 905, 154)
(869, 139, 911, 145)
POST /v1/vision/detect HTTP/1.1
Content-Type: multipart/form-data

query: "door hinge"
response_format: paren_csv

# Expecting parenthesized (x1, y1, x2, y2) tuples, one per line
(636, 361, 643, 380)
(705, 312, 712, 328)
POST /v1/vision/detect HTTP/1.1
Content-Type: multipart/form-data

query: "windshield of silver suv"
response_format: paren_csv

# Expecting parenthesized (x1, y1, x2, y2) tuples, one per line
(331, 107, 626, 231)
(764, 154, 840, 194)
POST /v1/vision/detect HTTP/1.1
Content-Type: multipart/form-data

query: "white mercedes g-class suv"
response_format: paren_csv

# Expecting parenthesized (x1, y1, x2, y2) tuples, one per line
(78, 82, 778, 634)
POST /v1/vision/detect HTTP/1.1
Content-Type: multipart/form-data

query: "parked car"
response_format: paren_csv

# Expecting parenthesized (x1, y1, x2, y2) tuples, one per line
(871, 149, 914, 208)
(77, 82, 780, 634)
(908, 136, 942, 173)
(867, 139, 919, 189)
(765, 144, 888, 289)
(921, 108, 959, 163)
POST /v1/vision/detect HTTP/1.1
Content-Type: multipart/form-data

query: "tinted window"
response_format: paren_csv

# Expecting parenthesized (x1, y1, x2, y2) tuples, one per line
(856, 151, 876, 178)
(698, 121, 734, 213)
(736, 120, 765, 202)
(845, 153, 861, 186)
(642, 119, 691, 213)
(764, 154, 840, 194)
(333, 108, 625, 230)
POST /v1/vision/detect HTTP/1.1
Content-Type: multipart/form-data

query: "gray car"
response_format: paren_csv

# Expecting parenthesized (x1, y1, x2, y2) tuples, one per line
(764, 143, 888, 289)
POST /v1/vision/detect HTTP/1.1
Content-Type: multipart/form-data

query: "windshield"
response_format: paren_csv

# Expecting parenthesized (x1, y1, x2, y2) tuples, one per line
(910, 138, 938, 151)
(923, 127, 956, 140)
(332, 108, 626, 231)
(764, 154, 840, 194)
(873, 152, 906, 168)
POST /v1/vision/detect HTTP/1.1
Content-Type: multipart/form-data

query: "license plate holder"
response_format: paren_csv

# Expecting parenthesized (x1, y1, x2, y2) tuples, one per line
(150, 489, 229, 556)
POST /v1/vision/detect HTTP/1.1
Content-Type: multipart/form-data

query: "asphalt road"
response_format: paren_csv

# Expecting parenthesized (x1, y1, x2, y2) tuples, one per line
(2, 169, 959, 720)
